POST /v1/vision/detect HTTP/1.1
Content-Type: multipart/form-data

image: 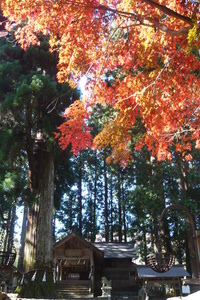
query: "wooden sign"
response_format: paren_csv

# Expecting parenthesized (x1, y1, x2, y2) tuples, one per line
(65, 249, 82, 257)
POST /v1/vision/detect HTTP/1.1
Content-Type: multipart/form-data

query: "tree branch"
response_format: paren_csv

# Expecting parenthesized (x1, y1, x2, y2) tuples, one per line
(82, 0, 193, 36)
(143, 17, 191, 36)
(64, 0, 192, 25)
(141, 0, 192, 25)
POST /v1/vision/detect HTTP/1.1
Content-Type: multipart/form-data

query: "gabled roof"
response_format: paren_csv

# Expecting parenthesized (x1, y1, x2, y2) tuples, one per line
(54, 231, 103, 256)
(136, 265, 190, 278)
(54, 231, 88, 248)
(54, 232, 136, 259)
(92, 242, 136, 259)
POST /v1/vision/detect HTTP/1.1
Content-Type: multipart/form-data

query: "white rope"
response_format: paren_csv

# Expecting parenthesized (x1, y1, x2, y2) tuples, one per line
(20, 274, 24, 285)
(53, 270, 56, 283)
(42, 271, 46, 282)
(31, 271, 37, 281)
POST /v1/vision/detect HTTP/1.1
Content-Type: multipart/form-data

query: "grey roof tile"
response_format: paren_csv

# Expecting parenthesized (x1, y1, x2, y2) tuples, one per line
(136, 265, 190, 278)
(92, 242, 136, 259)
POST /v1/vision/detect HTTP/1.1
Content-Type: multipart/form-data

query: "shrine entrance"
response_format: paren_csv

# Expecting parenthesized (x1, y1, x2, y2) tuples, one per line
(53, 231, 104, 296)
(56, 256, 91, 281)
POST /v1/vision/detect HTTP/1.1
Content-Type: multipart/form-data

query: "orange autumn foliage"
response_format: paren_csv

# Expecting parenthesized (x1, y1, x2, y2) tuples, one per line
(1, 0, 200, 164)
(55, 100, 93, 155)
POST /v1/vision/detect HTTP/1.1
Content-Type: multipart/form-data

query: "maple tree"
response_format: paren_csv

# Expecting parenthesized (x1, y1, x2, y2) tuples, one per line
(1, 0, 200, 165)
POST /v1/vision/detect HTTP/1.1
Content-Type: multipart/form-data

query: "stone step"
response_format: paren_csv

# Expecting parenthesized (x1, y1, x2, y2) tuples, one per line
(56, 284, 90, 288)
(56, 285, 91, 291)
(58, 294, 94, 299)
(56, 281, 90, 286)
(57, 290, 93, 298)
(57, 288, 91, 294)
(56, 284, 90, 287)
(56, 280, 92, 298)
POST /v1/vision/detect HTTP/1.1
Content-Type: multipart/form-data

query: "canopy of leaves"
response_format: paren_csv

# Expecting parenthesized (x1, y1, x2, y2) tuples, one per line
(1, 0, 200, 165)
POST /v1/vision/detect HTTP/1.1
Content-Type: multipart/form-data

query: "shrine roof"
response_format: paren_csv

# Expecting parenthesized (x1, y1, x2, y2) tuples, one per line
(54, 231, 103, 255)
(54, 232, 136, 259)
(92, 242, 136, 259)
(136, 265, 190, 278)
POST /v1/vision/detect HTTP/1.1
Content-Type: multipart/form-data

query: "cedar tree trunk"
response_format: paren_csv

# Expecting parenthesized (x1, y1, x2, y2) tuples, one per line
(19, 151, 58, 298)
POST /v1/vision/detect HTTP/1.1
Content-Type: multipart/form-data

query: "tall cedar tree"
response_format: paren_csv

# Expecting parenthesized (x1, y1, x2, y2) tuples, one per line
(0, 33, 78, 297)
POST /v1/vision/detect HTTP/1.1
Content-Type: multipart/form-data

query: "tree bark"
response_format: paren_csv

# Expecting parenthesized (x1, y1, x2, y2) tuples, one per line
(118, 172, 122, 242)
(104, 160, 109, 242)
(20, 150, 58, 298)
(36, 151, 54, 268)
(78, 160, 83, 236)
(23, 204, 38, 272)
(91, 152, 97, 242)
(18, 206, 28, 272)
(175, 153, 198, 278)
(110, 174, 114, 243)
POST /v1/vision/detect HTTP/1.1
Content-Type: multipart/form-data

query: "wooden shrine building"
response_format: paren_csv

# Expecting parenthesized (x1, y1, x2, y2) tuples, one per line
(53, 231, 137, 297)
(53, 232, 191, 299)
